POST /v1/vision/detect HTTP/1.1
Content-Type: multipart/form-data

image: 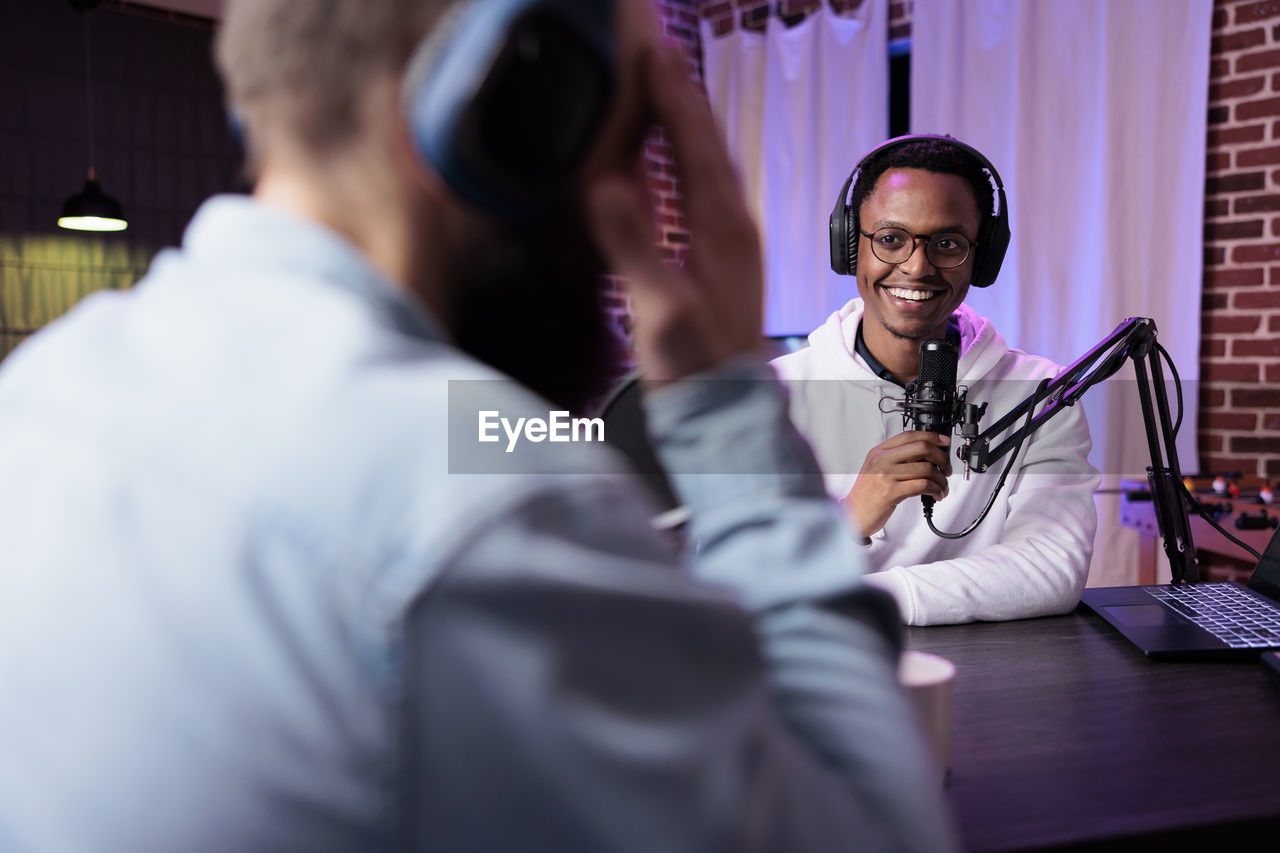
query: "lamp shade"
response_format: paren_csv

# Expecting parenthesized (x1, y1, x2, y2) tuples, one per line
(58, 173, 127, 232)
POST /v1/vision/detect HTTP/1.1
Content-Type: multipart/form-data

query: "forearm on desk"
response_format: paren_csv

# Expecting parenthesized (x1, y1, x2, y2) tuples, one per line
(866, 411, 1100, 626)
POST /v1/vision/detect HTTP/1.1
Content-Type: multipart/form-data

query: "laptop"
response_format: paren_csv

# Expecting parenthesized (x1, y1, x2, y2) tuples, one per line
(1081, 524, 1280, 660)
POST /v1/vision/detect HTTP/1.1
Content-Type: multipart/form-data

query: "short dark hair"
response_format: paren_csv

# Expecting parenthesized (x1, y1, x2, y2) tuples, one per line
(849, 136, 996, 233)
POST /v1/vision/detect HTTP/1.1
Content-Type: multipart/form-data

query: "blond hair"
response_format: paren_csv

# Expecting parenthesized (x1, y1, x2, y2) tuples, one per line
(215, 0, 445, 164)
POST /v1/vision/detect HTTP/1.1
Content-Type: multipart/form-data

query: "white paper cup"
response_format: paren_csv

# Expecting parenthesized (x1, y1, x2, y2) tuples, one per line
(898, 650, 956, 780)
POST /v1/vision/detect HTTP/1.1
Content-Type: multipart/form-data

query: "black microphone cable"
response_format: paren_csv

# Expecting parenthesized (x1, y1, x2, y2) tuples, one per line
(924, 378, 1049, 540)
(1152, 342, 1264, 562)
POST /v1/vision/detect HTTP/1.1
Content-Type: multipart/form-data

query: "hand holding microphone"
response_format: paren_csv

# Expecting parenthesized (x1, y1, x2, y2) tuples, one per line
(841, 431, 952, 538)
(843, 338, 958, 538)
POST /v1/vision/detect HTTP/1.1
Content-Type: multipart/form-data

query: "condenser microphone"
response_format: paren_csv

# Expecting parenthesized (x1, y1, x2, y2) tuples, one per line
(906, 338, 959, 511)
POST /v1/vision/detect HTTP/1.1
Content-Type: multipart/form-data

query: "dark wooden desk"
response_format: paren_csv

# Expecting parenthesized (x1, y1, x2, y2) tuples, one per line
(907, 609, 1280, 851)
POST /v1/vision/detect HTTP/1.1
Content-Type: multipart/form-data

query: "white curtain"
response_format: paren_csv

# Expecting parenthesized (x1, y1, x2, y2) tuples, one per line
(911, 0, 1213, 585)
(701, 2, 889, 336)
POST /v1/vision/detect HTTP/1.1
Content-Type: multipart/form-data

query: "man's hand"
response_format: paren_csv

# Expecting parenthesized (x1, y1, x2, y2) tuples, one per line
(843, 432, 953, 538)
(587, 44, 763, 383)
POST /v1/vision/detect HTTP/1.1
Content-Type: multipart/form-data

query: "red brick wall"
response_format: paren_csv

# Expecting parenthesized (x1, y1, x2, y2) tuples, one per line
(1203, 0, 1280, 482)
(888, 0, 912, 40)
(602, 0, 700, 343)
(698, 0, 870, 35)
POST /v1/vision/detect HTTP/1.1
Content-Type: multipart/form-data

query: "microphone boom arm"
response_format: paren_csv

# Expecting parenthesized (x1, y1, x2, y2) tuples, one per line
(958, 317, 1199, 584)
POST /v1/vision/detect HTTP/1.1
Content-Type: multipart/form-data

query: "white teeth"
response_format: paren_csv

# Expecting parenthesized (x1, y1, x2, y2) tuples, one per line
(885, 287, 938, 302)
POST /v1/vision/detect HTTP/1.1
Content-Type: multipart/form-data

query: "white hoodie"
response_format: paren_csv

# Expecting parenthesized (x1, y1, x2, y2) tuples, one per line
(772, 299, 1100, 625)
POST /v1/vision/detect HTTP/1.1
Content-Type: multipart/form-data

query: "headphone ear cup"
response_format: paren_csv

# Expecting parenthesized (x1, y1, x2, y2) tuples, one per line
(845, 207, 858, 275)
(402, 0, 615, 218)
(970, 198, 1010, 287)
(972, 249, 995, 288)
(829, 201, 849, 275)
(829, 171, 858, 276)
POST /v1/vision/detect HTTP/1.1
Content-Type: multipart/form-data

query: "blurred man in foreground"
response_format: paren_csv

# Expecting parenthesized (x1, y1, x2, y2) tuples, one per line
(0, 1, 954, 850)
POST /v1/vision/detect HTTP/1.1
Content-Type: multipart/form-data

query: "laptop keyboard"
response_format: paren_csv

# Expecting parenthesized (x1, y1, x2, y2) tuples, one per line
(1146, 583, 1280, 648)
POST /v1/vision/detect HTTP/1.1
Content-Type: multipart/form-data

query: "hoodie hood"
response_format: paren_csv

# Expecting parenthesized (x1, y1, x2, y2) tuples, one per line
(800, 298, 1010, 383)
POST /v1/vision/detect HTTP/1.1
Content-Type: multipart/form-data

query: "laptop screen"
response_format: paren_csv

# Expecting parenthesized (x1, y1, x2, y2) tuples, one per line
(1246, 526, 1280, 601)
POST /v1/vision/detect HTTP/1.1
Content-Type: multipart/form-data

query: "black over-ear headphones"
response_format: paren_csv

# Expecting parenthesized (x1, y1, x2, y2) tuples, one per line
(828, 134, 1010, 288)
(402, 0, 616, 218)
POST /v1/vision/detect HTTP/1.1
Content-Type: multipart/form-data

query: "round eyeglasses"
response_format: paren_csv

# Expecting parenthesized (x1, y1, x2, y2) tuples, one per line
(859, 227, 972, 269)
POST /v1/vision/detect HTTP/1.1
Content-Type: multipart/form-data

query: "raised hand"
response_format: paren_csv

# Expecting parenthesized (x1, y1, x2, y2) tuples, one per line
(587, 43, 762, 383)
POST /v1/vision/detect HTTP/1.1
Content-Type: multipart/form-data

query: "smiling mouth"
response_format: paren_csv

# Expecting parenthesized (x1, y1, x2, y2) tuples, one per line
(882, 285, 943, 303)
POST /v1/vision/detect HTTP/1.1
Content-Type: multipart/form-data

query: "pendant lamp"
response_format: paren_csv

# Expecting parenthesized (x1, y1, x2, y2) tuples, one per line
(58, 1, 127, 232)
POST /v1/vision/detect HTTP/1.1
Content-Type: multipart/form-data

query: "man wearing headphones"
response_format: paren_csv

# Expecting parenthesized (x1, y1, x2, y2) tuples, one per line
(0, 1, 956, 850)
(773, 136, 1100, 626)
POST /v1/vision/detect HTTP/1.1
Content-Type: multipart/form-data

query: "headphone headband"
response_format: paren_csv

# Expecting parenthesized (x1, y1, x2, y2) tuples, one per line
(828, 133, 1010, 288)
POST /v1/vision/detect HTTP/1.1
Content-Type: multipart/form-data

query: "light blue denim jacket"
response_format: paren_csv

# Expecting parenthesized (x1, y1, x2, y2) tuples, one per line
(0, 197, 955, 852)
